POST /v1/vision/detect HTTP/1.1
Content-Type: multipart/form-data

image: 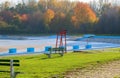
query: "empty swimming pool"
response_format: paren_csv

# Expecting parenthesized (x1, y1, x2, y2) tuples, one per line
(0, 35, 120, 56)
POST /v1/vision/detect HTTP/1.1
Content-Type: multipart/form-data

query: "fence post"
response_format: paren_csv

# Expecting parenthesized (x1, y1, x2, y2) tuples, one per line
(10, 59, 14, 78)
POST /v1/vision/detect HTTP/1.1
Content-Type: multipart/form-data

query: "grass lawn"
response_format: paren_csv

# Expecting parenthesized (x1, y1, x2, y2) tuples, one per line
(0, 48, 120, 78)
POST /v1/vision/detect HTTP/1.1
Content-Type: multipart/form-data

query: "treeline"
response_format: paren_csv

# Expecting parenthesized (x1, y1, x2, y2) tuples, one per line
(0, 0, 120, 34)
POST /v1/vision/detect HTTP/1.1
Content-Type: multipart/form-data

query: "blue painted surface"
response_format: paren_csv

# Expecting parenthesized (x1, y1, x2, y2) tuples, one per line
(27, 48, 34, 53)
(94, 36, 120, 39)
(76, 35, 120, 41)
(86, 45, 92, 49)
(83, 34, 120, 39)
(83, 34, 95, 38)
(73, 45, 79, 50)
(45, 46, 52, 51)
(9, 48, 17, 53)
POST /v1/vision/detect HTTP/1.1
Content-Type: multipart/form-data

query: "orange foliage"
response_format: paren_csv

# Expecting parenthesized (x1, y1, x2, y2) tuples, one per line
(71, 16, 78, 26)
(73, 2, 97, 26)
(44, 9, 55, 25)
(13, 14, 28, 22)
(60, 12, 65, 19)
(21, 14, 28, 21)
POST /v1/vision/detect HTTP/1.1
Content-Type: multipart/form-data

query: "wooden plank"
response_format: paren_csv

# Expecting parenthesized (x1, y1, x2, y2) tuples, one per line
(0, 63, 20, 66)
(50, 48, 64, 51)
(0, 59, 19, 62)
(10, 60, 14, 78)
(0, 59, 20, 78)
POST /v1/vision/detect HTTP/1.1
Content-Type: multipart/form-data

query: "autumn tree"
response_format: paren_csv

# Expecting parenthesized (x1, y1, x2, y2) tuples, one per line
(72, 2, 97, 27)
(3, 1, 11, 10)
(25, 11, 45, 33)
(44, 9, 55, 29)
(0, 0, 120, 34)
(50, 12, 66, 32)
(95, 6, 120, 34)
(0, 10, 14, 24)
(38, 0, 48, 11)
(20, 14, 28, 22)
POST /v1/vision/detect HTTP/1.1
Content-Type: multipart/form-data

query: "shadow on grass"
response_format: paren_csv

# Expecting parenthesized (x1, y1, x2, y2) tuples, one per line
(0, 71, 20, 78)
(73, 51, 94, 54)
(25, 57, 37, 59)
(73, 50, 104, 54)
(41, 55, 63, 60)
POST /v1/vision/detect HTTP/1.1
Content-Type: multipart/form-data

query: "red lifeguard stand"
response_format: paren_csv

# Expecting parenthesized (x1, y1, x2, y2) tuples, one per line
(56, 30, 67, 53)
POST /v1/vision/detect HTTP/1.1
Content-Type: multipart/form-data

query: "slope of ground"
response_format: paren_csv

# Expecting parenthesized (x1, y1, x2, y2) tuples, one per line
(65, 60, 120, 78)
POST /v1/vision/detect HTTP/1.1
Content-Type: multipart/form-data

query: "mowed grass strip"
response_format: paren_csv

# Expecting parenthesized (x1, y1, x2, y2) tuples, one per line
(0, 48, 120, 78)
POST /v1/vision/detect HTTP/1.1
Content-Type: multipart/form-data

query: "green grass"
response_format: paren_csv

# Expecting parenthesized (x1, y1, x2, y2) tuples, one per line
(0, 48, 120, 78)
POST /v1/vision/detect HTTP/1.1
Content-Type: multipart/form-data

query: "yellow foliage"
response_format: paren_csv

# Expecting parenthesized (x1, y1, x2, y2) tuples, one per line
(13, 14, 21, 20)
(0, 21, 8, 28)
(44, 9, 55, 26)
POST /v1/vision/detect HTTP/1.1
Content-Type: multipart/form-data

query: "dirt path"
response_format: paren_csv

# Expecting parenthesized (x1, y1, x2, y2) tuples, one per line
(65, 60, 120, 78)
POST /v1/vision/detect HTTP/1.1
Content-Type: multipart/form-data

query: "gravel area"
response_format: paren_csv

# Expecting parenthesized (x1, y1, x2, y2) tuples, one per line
(65, 60, 120, 78)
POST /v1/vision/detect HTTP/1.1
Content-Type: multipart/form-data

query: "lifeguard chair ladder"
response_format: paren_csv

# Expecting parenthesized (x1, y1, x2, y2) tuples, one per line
(56, 30, 67, 53)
